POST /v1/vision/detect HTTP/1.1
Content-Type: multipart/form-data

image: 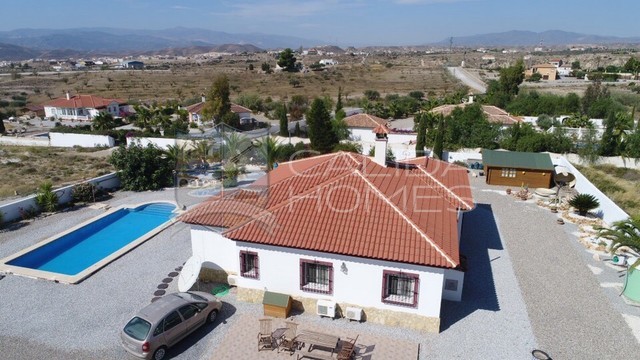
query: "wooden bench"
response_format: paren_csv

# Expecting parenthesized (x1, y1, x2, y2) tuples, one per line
(297, 329, 340, 352)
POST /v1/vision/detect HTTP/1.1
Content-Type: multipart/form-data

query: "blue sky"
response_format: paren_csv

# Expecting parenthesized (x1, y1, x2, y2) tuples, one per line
(2, 0, 639, 46)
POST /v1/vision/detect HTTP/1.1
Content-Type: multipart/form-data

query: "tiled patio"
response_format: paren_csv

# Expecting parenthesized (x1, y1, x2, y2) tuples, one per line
(209, 312, 419, 360)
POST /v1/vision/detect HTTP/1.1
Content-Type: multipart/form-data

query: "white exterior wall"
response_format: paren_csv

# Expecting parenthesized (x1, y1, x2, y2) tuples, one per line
(388, 133, 416, 144)
(191, 227, 460, 319)
(348, 128, 376, 142)
(44, 104, 121, 120)
(0, 172, 120, 225)
(49, 132, 115, 148)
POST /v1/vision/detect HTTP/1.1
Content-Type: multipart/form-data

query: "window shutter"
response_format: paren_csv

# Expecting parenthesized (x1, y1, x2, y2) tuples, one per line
(239, 252, 245, 276)
(328, 265, 334, 295)
(254, 253, 260, 279)
(381, 272, 388, 302)
(413, 276, 420, 307)
(299, 260, 305, 290)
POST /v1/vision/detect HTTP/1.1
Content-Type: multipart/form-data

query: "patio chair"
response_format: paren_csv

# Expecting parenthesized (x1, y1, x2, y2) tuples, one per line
(337, 335, 359, 360)
(258, 318, 276, 351)
(278, 321, 299, 355)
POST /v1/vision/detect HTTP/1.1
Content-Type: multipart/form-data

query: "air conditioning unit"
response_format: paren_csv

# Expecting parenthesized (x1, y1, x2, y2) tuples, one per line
(612, 255, 627, 266)
(316, 299, 336, 318)
(345, 307, 363, 322)
(227, 275, 239, 286)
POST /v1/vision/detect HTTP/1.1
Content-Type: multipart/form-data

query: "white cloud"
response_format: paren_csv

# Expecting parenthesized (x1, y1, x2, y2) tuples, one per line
(171, 5, 192, 10)
(217, 1, 363, 19)
(394, 0, 475, 4)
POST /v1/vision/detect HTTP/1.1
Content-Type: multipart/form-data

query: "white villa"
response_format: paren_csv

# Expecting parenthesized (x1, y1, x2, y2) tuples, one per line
(43, 93, 126, 121)
(179, 135, 474, 332)
(185, 98, 252, 124)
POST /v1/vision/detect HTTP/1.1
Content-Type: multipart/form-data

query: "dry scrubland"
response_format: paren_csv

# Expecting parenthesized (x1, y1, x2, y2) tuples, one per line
(0, 53, 459, 105)
(0, 146, 113, 200)
(575, 164, 640, 219)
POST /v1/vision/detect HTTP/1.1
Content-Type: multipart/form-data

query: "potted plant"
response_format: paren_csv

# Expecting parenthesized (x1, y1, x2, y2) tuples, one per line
(222, 163, 240, 188)
(568, 193, 600, 216)
(506, 188, 512, 195)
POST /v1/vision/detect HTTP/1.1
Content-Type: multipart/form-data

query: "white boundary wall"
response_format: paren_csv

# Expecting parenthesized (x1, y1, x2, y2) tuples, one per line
(49, 133, 115, 148)
(551, 156, 629, 224)
(0, 136, 49, 147)
(0, 173, 120, 225)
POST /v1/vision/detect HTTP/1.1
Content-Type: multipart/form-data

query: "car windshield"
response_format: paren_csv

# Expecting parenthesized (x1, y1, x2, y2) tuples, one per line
(123, 317, 151, 341)
(175, 292, 207, 302)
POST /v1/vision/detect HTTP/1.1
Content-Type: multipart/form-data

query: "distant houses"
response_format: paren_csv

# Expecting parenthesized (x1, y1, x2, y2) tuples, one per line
(119, 60, 144, 70)
(525, 63, 558, 80)
(430, 102, 522, 129)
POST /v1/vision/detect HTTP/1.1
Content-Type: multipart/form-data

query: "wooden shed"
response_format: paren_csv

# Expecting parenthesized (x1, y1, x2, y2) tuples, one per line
(482, 149, 554, 189)
(262, 291, 292, 318)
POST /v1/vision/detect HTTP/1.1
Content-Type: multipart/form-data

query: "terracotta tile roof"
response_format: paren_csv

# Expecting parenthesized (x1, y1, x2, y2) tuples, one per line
(185, 102, 205, 114)
(373, 124, 390, 134)
(185, 102, 251, 115)
(180, 152, 474, 269)
(430, 104, 522, 126)
(43, 94, 125, 109)
(231, 104, 251, 114)
(343, 113, 388, 128)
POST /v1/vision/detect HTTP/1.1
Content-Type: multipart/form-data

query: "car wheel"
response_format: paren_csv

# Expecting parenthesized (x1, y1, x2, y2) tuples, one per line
(207, 309, 219, 324)
(153, 346, 167, 360)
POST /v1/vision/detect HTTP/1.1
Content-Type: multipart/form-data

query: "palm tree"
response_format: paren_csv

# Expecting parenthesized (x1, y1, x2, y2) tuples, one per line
(598, 218, 640, 268)
(164, 143, 188, 171)
(256, 136, 283, 171)
(221, 132, 251, 164)
(92, 112, 116, 131)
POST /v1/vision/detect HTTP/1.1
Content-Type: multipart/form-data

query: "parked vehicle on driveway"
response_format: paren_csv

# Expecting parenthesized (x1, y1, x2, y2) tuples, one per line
(121, 291, 222, 360)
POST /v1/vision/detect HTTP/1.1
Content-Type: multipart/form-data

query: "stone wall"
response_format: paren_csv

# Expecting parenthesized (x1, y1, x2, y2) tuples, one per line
(235, 287, 440, 333)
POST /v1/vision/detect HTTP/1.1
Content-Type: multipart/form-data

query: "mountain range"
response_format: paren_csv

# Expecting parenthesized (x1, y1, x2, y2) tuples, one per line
(440, 30, 640, 47)
(2, 28, 640, 61)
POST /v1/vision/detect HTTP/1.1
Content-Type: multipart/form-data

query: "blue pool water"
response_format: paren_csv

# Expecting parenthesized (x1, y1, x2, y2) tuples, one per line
(7, 203, 176, 276)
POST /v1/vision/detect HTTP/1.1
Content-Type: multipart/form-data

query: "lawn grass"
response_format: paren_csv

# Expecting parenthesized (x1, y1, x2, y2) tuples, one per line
(0, 146, 113, 199)
(575, 164, 640, 220)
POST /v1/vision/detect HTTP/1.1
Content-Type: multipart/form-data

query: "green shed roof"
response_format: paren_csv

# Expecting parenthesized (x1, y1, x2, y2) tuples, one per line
(262, 291, 291, 307)
(482, 149, 554, 170)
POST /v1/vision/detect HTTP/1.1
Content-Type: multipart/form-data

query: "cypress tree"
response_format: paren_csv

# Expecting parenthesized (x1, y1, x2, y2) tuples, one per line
(415, 114, 427, 157)
(278, 103, 289, 137)
(307, 98, 338, 153)
(432, 114, 445, 160)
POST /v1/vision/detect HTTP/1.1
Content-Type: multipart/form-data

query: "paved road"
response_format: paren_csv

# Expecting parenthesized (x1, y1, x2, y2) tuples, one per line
(447, 67, 487, 94)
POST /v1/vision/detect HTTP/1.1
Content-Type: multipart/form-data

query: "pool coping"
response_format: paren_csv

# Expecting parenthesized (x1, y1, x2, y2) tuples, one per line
(0, 201, 181, 284)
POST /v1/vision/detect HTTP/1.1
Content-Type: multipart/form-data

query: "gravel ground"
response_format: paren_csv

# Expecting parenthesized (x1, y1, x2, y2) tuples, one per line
(0, 189, 212, 360)
(0, 181, 540, 360)
(6, 175, 636, 359)
(470, 177, 640, 359)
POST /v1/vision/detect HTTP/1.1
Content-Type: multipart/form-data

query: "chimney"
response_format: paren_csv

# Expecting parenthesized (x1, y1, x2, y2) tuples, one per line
(468, 94, 474, 104)
(66, 91, 70, 100)
(372, 124, 390, 167)
(201, 94, 206, 103)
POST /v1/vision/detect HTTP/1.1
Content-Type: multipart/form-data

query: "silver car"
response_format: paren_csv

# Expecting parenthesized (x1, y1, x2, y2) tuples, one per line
(121, 291, 222, 360)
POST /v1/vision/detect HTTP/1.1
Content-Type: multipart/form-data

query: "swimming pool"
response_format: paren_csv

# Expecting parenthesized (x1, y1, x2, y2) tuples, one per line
(0, 202, 177, 284)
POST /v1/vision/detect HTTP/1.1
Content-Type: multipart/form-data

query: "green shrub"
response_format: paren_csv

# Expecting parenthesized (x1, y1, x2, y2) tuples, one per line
(568, 193, 600, 216)
(72, 183, 98, 204)
(35, 181, 59, 213)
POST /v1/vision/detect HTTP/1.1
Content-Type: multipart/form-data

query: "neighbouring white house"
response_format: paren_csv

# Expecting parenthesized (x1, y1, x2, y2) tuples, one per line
(179, 138, 475, 333)
(343, 114, 417, 159)
(319, 59, 338, 66)
(43, 93, 127, 121)
(185, 97, 252, 125)
(557, 65, 572, 77)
